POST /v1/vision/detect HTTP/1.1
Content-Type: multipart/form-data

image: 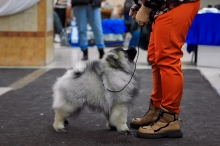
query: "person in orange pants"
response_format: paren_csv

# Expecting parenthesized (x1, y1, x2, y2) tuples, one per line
(129, 0, 200, 138)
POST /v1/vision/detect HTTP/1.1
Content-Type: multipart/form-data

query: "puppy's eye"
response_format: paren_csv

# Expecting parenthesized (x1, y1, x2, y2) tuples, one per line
(106, 55, 118, 62)
(124, 52, 128, 58)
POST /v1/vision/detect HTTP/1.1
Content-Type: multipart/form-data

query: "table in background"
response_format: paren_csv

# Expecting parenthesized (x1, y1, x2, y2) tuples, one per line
(186, 13, 220, 68)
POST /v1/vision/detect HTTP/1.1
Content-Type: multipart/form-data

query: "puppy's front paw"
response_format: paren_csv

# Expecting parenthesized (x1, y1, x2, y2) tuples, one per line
(118, 130, 131, 135)
(53, 123, 67, 133)
(57, 128, 68, 133)
(54, 127, 68, 133)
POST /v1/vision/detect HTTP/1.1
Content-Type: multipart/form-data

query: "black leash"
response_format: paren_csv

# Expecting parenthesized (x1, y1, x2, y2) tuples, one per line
(105, 26, 143, 93)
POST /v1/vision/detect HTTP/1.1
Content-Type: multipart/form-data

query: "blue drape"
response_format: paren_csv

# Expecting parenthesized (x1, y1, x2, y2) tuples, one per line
(186, 13, 220, 53)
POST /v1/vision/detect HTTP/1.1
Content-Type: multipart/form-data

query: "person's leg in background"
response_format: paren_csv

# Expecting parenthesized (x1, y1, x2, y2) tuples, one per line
(55, 8, 66, 28)
(137, 1, 200, 139)
(87, 5, 105, 59)
(128, 29, 140, 49)
(124, 13, 132, 33)
(54, 11, 63, 34)
(54, 11, 63, 43)
(73, 6, 89, 60)
(127, 19, 138, 50)
(128, 21, 151, 64)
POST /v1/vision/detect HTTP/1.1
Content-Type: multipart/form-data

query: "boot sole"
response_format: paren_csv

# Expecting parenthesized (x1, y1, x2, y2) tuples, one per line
(137, 130, 183, 139)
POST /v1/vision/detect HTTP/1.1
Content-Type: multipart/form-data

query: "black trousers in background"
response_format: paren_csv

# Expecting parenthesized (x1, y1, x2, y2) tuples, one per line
(54, 8, 66, 27)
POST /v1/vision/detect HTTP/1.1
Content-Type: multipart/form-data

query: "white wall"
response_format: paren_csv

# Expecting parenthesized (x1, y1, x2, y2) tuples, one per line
(200, 0, 220, 8)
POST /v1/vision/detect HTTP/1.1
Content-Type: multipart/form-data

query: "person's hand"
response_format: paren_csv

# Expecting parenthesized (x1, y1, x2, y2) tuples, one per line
(135, 5, 152, 26)
(129, 4, 141, 19)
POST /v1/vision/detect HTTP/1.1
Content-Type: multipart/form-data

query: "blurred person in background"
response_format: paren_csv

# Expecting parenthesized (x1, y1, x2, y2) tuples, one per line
(123, 0, 135, 33)
(111, 5, 124, 19)
(128, 19, 151, 64)
(124, 0, 151, 64)
(54, 0, 71, 27)
(54, 0, 72, 43)
(72, 0, 105, 60)
(215, 4, 220, 10)
(101, 0, 113, 19)
(129, 0, 200, 139)
(54, 11, 63, 43)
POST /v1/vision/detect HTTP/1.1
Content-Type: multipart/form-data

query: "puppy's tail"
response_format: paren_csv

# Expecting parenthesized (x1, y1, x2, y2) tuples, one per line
(72, 61, 87, 78)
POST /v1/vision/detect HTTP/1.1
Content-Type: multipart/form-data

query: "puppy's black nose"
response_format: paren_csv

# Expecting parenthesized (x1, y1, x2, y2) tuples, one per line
(129, 47, 136, 50)
(126, 47, 137, 61)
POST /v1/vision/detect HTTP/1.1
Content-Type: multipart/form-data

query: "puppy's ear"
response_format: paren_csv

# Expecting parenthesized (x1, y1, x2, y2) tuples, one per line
(126, 47, 137, 61)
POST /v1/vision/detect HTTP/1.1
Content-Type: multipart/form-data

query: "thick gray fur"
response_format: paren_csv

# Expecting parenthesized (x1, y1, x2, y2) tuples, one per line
(52, 47, 140, 134)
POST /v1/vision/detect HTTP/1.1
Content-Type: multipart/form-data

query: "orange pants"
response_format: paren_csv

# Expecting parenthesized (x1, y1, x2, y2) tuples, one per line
(148, 1, 200, 114)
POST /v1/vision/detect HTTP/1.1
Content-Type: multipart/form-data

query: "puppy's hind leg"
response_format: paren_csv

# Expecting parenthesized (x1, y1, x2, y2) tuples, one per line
(109, 104, 131, 135)
(53, 108, 70, 133)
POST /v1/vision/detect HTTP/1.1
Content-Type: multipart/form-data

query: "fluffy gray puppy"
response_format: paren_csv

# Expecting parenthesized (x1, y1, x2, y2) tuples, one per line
(52, 47, 140, 134)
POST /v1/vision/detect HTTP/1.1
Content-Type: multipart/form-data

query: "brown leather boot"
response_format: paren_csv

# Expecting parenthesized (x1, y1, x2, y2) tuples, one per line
(137, 106, 183, 139)
(130, 100, 160, 129)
